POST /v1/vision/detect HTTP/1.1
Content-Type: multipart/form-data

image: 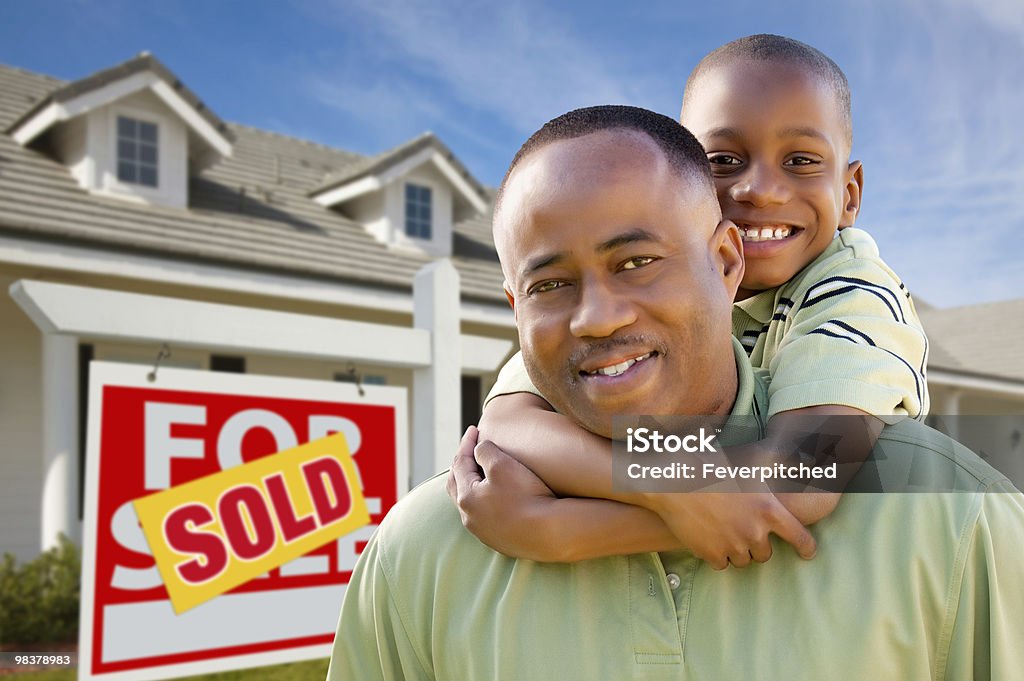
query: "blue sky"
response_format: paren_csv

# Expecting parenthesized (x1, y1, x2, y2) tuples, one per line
(2, 0, 1022, 309)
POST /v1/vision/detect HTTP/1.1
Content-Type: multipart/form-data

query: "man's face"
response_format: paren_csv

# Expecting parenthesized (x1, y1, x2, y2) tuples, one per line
(495, 130, 743, 438)
(682, 60, 862, 298)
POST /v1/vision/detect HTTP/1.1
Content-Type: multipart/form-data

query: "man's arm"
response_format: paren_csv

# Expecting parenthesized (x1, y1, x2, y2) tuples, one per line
(327, 532, 432, 681)
(942, 483, 1024, 680)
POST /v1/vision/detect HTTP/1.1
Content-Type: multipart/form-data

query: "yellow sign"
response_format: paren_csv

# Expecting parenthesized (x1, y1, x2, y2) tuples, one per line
(134, 433, 369, 613)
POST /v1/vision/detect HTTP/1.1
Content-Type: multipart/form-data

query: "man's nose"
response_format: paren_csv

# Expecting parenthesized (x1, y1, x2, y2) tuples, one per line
(728, 163, 791, 207)
(569, 278, 638, 338)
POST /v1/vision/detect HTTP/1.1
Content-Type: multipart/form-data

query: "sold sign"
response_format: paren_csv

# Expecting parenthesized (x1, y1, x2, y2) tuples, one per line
(134, 432, 370, 613)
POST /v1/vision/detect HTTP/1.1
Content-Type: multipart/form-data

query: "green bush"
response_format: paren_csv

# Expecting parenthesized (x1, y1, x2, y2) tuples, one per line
(0, 535, 80, 645)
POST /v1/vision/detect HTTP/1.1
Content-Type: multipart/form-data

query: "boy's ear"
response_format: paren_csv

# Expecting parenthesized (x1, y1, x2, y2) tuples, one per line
(711, 219, 745, 299)
(840, 160, 864, 229)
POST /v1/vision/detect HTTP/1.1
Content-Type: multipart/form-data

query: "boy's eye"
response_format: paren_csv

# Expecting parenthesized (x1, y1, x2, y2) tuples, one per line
(784, 156, 820, 167)
(621, 256, 657, 271)
(707, 153, 742, 166)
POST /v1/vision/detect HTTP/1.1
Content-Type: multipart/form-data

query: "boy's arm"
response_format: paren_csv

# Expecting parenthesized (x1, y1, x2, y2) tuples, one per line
(757, 403, 884, 520)
(477, 393, 816, 568)
(447, 427, 681, 562)
(719, 405, 884, 524)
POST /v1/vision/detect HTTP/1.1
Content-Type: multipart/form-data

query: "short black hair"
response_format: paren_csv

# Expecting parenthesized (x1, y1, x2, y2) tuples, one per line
(682, 34, 853, 150)
(495, 105, 713, 217)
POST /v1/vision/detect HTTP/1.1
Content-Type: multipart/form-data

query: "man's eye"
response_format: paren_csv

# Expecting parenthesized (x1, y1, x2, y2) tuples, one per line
(530, 280, 566, 295)
(621, 256, 656, 271)
(707, 153, 742, 166)
(784, 156, 819, 167)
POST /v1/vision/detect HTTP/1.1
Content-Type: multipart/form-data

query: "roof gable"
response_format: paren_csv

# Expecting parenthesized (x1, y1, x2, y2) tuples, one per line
(6, 53, 233, 160)
(309, 132, 488, 216)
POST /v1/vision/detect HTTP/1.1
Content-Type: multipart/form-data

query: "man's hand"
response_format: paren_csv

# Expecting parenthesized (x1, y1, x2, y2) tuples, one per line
(644, 488, 817, 570)
(447, 426, 566, 561)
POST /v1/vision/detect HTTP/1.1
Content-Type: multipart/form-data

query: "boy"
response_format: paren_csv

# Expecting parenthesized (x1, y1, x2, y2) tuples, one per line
(449, 35, 929, 569)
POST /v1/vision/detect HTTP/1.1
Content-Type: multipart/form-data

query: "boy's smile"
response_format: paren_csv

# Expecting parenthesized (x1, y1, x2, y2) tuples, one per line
(682, 59, 862, 299)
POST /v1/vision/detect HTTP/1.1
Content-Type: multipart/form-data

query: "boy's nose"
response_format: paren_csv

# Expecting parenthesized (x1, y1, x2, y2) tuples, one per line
(728, 165, 791, 207)
(569, 279, 638, 339)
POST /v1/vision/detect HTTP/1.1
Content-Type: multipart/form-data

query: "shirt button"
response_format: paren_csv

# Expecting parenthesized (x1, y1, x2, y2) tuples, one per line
(666, 572, 681, 590)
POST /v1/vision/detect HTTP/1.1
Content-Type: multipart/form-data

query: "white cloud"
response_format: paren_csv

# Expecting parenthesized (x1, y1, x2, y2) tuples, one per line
(853, 0, 1024, 306)
(305, 0, 665, 133)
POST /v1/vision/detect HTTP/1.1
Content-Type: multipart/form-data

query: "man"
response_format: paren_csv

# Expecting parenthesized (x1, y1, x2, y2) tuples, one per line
(327, 106, 1024, 680)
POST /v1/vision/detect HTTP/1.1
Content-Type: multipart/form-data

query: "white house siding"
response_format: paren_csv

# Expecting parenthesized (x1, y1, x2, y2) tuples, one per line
(0, 271, 44, 562)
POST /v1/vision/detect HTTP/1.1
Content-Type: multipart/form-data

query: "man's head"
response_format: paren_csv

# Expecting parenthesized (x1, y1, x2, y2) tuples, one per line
(494, 106, 745, 438)
(681, 34, 863, 297)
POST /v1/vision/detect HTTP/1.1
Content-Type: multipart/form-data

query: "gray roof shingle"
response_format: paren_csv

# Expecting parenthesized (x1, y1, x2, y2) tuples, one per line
(311, 131, 489, 206)
(6, 53, 234, 144)
(0, 61, 505, 304)
(921, 298, 1024, 382)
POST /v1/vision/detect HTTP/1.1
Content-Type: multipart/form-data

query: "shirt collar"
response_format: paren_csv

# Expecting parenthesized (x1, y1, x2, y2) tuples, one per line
(722, 337, 769, 443)
(733, 288, 777, 325)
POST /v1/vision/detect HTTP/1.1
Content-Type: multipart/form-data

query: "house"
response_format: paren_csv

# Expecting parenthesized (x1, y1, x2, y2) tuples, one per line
(0, 54, 515, 562)
(1, 54, 1021, 564)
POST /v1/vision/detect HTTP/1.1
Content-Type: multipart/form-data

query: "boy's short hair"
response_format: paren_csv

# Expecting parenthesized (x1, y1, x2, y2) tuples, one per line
(683, 34, 853, 150)
(495, 105, 713, 218)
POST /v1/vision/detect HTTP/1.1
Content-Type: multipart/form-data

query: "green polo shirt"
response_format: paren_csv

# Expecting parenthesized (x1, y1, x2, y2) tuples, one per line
(328, 350, 1024, 681)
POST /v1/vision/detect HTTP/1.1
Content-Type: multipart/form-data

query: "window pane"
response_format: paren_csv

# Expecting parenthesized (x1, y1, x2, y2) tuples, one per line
(117, 117, 136, 138)
(118, 162, 136, 183)
(118, 140, 136, 162)
(421, 186, 432, 205)
(406, 184, 417, 201)
(139, 166, 158, 187)
(139, 122, 157, 143)
(139, 143, 157, 164)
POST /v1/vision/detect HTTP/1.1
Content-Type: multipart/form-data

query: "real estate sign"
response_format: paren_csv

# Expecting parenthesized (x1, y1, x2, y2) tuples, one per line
(79, 362, 407, 681)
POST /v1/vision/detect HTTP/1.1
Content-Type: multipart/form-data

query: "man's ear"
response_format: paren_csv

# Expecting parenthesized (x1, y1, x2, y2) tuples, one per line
(503, 282, 517, 319)
(840, 160, 863, 229)
(711, 219, 744, 299)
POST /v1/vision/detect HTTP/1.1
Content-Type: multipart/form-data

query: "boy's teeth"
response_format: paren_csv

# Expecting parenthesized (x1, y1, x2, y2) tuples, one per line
(592, 352, 652, 377)
(741, 226, 791, 242)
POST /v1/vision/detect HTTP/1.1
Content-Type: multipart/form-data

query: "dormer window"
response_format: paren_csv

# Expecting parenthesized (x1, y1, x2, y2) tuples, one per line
(309, 133, 489, 258)
(404, 183, 433, 240)
(6, 53, 234, 210)
(116, 116, 159, 187)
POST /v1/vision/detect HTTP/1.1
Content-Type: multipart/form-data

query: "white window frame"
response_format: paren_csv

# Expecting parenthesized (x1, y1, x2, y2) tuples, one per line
(403, 182, 434, 241)
(104, 105, 171, 202)
(115, 115, 159, 188)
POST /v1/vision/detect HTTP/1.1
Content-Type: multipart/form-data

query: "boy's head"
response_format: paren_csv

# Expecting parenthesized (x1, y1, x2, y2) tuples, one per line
(681, 34, 863, 297)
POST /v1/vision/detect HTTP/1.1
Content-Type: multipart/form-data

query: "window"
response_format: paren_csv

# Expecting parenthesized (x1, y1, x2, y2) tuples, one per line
(210, 355, 246, 373)
(404, 183, 432, 239)
(117, 116, 159, 187)
(461, 375, 482, 434)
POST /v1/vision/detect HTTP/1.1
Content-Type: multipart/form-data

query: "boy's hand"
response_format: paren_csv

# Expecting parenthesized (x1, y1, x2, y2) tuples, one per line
(644, 488, 817, 570)
(446, 426, 564, 561)
(775, 492, 841, 525)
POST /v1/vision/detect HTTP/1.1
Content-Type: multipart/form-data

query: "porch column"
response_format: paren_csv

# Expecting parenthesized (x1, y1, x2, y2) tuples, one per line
(40, 332, 80, 550)
(412, 260, 461, 486)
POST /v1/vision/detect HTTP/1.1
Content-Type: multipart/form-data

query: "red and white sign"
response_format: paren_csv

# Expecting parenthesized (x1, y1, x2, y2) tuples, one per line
(79, 362, 407, 681)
